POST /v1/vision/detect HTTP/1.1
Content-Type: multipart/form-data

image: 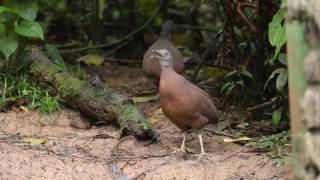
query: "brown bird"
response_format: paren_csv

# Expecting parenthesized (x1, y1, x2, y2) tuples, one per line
(151, 49, 219, 157)
(143, 20, 184, 77)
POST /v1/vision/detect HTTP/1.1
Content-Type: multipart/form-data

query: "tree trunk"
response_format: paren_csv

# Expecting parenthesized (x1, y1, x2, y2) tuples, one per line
(287, 0, 319, 179)
(27, 46, 156, 140)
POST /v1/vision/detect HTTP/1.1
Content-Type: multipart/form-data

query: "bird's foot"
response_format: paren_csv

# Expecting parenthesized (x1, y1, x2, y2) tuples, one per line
(194, 152, 213, 159)
(171, 147, 187, 154)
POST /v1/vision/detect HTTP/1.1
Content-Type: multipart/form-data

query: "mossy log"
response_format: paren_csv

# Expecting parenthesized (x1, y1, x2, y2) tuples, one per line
(27, 46, 156, 140)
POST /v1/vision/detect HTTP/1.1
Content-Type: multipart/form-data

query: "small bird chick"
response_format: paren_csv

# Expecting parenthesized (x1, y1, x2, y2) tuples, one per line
(151, 49, 219, 158)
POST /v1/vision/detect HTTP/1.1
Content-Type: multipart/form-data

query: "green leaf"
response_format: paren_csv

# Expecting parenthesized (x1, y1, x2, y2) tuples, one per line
(0, 33, 18, 59)
(233, 27, 242, 36)
(14, 20, 44, 40)
(264, 68, 284, 89)
(131, 94, 160, 104)
(226, 84, 235, 95)
(281, 0, 287, 7)
(272, 108, 282, 126)
(276, 68, 288, 91)
(198, 67, 229, 79)
(10, 0, 38, 21)
(225, 70, 238, 78)
(240, 66, 254, 79)
(0, 11, 16, 23)
(0, 23, 5, 37)
(220, 82, 232, 93)
(268, 10, 285, 47)
(0, 6, 13, 13)
(45, 44, 68, 71)
(98, 0, 105, 19)
(278, 53, 287, 66)
(271, 10, 285, 25)
(77, 54, 104, 66)
(236, 80, 244, 87)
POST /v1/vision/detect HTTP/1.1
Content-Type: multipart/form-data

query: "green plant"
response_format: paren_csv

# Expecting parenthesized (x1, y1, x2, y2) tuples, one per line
(263, 0, 289, 127)
(0, 73, 62, 114)
(37, 91, 61, 114)
(220, 65, 259, 106)
(267, 8, 286, 64)
(45, 43, 68, 72)
(245, 131, 291, 166)
(0, 0, 44, 67)
(220, 66, 254, 95)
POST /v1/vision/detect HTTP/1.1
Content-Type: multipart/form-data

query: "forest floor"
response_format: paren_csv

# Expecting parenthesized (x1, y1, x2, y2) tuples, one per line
(0, 63, 292, 179)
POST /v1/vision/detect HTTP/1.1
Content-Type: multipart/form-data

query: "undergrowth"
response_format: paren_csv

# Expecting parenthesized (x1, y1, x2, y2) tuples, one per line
(245, 131, 291, 166)
(0, 73, 62, 114)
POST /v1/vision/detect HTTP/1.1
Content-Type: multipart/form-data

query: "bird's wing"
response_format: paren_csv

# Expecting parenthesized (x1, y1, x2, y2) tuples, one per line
(179, 76, 218, 122)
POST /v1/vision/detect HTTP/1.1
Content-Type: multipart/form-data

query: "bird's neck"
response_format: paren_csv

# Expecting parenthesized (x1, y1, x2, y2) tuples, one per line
(160, 66, 174, 74)
(159, 30, 172, 41)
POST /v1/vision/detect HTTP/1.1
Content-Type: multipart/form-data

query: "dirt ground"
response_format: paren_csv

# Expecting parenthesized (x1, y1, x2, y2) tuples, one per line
(0, 63, 292, 180)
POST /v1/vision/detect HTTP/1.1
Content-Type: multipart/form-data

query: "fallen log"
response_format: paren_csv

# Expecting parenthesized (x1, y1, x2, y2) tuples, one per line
(27, 46, 156, 140)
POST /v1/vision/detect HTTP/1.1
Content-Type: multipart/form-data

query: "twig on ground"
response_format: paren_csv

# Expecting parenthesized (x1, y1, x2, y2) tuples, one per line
(204, 128, 235, 138)
(112, 136, 134, 157)
(130, 161, 168, 180)
(56, 41, 81, 49)
(219, 147, 247, 162)
(246, 97, 278, 112)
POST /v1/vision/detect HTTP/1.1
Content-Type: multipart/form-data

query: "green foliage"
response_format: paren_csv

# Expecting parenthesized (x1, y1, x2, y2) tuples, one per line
(69, 64, 87, 80)
(0, 32, 18, 59)
(268, 9, 286, 62)
(263, 3, 289, 127)
(0, 73, 62, 114)
(272, 108, 282, 126)
(198, 67, 229, 79)
(77, 54, 104, 66)
(246, 131, 291, 166)
(45, 44, 68, 71)
(8, 0, 38, 21)
(0, 0, 44, 60)
(37, 91, 61, 114)
(220, 66, 253, 97)
(14, 20, 44, 40)
(265, 67, 288, 91)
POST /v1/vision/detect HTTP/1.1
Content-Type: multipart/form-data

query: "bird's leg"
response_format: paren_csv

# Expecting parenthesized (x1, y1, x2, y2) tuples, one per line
(172, 131, 187, 154)
(180, 131, 187, 150)
(196, 133, 213, 158)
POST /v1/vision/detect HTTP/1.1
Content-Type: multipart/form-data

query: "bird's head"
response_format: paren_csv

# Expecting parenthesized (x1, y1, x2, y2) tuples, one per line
(160, 20, 176, 40)
(162, 20, 175, 33)
(151, 49, 173, 68)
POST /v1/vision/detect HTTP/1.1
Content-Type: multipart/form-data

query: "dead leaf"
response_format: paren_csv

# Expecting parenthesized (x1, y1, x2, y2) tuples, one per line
(77, 54, 104, 66)
(223, 137, 252, 143)
(149, 107, 162, 116)
(236, 122, 250, 129)
(20, 106, 29, 112)
(131, 94, 159, 104)
(198, 67, 229, 79)
(148, 117, 159, 125)
(23, 137, 46, 145)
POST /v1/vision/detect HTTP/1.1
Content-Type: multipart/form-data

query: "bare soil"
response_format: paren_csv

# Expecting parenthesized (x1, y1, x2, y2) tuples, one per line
(0, 63, 292, 180)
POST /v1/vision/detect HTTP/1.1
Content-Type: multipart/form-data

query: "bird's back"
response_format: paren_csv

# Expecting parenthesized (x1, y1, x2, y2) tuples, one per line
(160, 69, 218, 130)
